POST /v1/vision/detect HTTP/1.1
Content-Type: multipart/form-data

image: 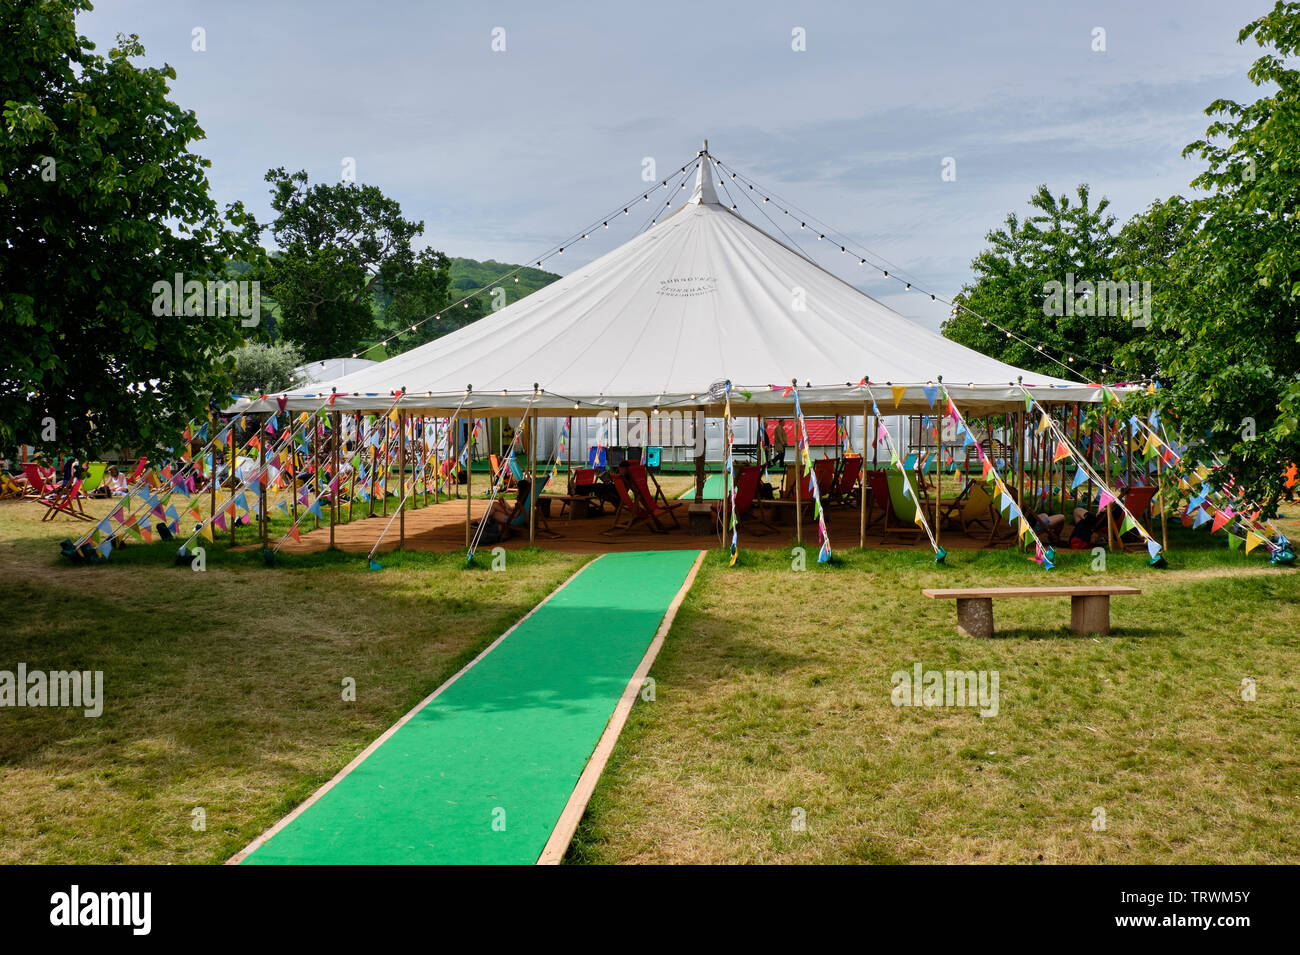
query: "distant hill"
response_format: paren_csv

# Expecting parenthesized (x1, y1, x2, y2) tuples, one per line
(360, 257, 562, 360)
(448, 258, 561, 306)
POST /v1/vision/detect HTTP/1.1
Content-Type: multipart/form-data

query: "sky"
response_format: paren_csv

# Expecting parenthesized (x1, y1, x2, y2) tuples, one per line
(79, 0, 1268, 331)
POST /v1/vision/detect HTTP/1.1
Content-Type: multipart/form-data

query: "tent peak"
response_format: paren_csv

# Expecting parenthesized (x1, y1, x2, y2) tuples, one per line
(689, 141, 719, 205)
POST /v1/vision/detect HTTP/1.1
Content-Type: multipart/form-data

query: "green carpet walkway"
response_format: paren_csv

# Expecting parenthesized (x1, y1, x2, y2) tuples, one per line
(240, 549, 700, 865)
(677, 472, 727, 499)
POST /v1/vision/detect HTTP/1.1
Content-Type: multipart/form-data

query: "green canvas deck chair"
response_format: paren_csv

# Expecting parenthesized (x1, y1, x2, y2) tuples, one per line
(883, 468, 923, 538)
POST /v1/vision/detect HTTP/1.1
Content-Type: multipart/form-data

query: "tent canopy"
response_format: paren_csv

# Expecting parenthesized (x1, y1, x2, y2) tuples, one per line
(250, 147, 1121, 418)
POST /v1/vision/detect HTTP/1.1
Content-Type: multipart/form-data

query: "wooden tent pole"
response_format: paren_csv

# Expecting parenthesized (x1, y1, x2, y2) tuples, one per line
(229, 425, 236, 547)
(1102, 412, 1116, 551)
(529, 401, 538, 546)
(398, 410, 406, 548)
(934, 395, 942, 550)
(259, 415, 268, 547)
(289, 417, 299, 528)
(330, 412, 340, 549)
(794, 412, 803, 546)
(1156, 434, 1169, 552)
(1015, 409, 1025, 549)
(209, 421, 218, 531)
(465, 416, 473, 547)
(693, 408, 705, 503)
(860, 401, 868, 548)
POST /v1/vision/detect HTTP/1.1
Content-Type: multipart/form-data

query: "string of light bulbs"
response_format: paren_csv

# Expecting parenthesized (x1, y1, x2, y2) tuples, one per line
(330, 150, 706, 363)
(709, 155, 1136, 385)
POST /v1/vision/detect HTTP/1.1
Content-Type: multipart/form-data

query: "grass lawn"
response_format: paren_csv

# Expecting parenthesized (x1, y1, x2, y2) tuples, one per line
(0, 497, 587, 864)
(1, 492, 1297, 864)
(568, 517, 1300, 864)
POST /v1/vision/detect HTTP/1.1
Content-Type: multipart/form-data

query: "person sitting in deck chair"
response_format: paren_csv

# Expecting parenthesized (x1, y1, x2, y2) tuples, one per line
(476, 479, 532, 544)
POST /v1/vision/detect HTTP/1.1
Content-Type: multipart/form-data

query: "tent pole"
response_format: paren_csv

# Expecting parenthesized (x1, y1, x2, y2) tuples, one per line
(795, 413, 802, 546)
(260, 418, 270, 553)
(330, 412, 340, 549)
(210, 421, 218, 532)
(693, 408, 705, 502)
(398, 410, 406, 549)
(381, 414, 389, 518)
(465, 417, 473, 548)
(860, 401, 868, 548)
(1102, 412, 1116, 551)
(1015, 409, 1025, 550)
(347, 414, 359, 524)
(1156, 433, 1169, 551)
(229, 425, 237, 548)
(289, 417, 299, 529)
(935, 402, 942, 550)
(529, 400, 538, 546)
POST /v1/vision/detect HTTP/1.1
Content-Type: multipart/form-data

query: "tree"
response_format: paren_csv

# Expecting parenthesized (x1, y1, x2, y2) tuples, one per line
(229, 341, 303, 395)
(259, 168, 454, 361)
(1119, 1, 1300, 507)
(0, 1, 261, 455)
(941, 184, 1134, 379)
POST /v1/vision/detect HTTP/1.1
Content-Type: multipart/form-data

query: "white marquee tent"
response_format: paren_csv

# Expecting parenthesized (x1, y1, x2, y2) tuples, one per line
(247, 147, 1117, 419)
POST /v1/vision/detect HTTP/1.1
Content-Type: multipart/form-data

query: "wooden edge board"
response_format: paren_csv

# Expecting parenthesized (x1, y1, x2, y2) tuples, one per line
(225, 554, 603, 865)
(536, 549, 707, 865)
(923, 586, 1141, 599)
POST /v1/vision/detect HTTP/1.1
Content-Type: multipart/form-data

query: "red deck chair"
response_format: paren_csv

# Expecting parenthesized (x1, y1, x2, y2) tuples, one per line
(126, 457, 148, 483)
(603, 474, 666, 535)
(627, 463, 684, 528)
(40, 479, 90, 522)
(717, 464, 775, 534)
(1107, 485, 1159, 548)
(22, 463, 50, 496)
(829, 456, 863, 505)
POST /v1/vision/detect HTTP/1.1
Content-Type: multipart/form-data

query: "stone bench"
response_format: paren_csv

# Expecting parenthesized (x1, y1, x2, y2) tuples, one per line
(922, 586, 1142, 638)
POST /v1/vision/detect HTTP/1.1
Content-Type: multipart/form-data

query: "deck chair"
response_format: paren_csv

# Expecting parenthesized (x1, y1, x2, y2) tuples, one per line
(810, 458, 836, 503)
(488, 454, 516, 491)
(0, 472, 25, 500)
(951, 482, 1003, 545)
(627, 463, 684, 528)
(126, 457, 148, 483)
(715, 464, 775, 534)
(40, 479, 91, 522)
(1106, 485, 1159, 549)
(882, 468, 924, 537)
(22, 463, 50, 496)
(828, 456, 863, 506)
(604, 474, 666, 535)
(510, 481, 559, 538)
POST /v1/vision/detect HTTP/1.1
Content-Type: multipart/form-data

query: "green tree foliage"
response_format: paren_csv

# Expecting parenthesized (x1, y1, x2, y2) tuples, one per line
(0, 1, 260, 455)
(229, 341, 303, 395)
(1119, 1, 1300, 506)
(259, 168, 454, 361)
(942, 184, 1138, 379)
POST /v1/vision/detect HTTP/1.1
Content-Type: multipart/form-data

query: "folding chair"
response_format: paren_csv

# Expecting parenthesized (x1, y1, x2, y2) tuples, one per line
(881, 469, 924, 538)
(40, 479, 91, 522)
(626, 463, 684, 528)
(603, 474, 666, 535)
(715, 464, 775, 534)
(828, 456, 863, 506)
